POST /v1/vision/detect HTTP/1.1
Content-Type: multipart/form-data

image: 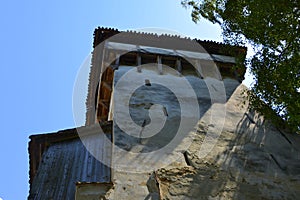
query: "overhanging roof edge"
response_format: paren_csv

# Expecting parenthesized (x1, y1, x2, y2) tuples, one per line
(105, 41, 237, 64)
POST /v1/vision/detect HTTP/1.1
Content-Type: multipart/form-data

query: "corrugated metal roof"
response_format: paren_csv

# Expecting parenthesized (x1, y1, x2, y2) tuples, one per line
(28, 127, 112, 200)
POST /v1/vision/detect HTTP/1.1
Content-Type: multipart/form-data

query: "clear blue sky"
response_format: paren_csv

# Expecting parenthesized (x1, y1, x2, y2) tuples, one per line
(0, 0, 250, 199)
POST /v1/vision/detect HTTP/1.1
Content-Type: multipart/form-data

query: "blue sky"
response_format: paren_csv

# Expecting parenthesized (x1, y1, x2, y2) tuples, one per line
(0, 0, 251, 199)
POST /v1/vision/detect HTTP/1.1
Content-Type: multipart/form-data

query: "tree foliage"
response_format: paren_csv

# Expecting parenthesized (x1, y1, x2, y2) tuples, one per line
(182, 0, 300, 132)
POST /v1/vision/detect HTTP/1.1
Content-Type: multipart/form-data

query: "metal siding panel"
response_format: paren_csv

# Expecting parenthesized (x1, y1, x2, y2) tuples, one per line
(29, 133, 111, 199)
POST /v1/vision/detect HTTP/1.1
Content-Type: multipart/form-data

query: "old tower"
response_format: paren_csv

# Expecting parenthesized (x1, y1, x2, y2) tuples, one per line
(28, 27, 300, 199)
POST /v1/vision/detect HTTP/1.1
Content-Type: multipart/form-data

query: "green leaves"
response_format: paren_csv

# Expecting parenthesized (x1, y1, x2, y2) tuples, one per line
(182, 0, 300, 133)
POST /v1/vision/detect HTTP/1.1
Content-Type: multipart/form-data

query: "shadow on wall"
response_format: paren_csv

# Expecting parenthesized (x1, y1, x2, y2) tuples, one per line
(153, 100, 300, 199)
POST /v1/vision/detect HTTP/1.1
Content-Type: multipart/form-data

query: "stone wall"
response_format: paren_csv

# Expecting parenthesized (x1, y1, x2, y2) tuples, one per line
(153, 85, 300, 200)
(108, 80, 300, 199)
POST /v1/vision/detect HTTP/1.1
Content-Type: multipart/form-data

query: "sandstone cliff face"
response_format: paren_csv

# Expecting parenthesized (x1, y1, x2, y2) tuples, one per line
(108, 82, 300, 200)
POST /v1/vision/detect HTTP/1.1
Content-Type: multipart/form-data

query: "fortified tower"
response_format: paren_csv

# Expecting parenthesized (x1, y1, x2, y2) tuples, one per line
(28, 27, 300, 200)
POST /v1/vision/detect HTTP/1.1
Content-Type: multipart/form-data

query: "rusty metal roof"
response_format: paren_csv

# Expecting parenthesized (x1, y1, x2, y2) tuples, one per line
(28, 122, 112, 200)
(92, 27, 247, 56)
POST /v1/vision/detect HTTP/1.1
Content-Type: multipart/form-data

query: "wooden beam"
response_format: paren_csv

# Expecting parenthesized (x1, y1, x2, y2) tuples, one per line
(97, 115, 108, 122)
(98, 99, 109, 109)
(196, 60, 204, 79)
(176, 58, 182, 73)
(94, 41, 108, 124)
(102, 81, 112, 91)
(157, 55, 163, 75)
(115, 53, 120, 66)
(112, 53, 120, 70)
(136, 53, 142, 73)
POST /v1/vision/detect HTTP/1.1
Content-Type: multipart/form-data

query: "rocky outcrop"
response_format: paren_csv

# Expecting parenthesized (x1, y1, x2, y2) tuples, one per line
(108, 83, 300, 199)
(153, 85, 300, 200)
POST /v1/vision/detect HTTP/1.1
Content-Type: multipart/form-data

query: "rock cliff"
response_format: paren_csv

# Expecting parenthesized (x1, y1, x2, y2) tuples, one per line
(108, 82, 300, 200)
